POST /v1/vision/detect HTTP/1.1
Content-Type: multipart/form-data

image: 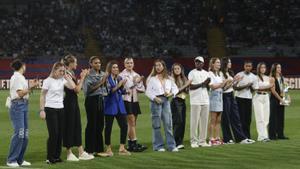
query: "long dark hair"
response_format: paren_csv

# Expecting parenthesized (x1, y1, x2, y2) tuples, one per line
(221, 57, 234, 79)
(270, 63, 283, 84)
(105, 60, 119, 75)
(171, 63, 187, 88)
(256, 62, 266, 82)
(270, 63, 281, 78)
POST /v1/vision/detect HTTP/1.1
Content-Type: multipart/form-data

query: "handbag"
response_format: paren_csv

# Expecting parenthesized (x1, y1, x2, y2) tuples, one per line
(5, 96, 11, 109)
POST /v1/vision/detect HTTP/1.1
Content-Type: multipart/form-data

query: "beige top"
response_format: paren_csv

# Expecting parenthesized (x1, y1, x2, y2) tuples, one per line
(119, 69, 145, 102)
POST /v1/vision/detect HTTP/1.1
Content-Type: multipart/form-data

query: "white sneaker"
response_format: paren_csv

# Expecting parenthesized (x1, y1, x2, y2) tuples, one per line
(79, 152, 94, 160)
(247, 139, 256, 143)
(157, 148, 166, 152)
(67, 153, 79, 162)
(225, 140, 235, 145)
(191, 143, 199, 148)
(176, 144, 184, 149)
(240, 139, 255, 144)
(21, 160, 31, 166)
(199, 142, 211, 147)
(6, 162, 19, 167)
(172, 148, 179, 152)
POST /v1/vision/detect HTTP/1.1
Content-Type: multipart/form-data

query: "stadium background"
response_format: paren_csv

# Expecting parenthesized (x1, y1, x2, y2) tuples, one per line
(0, 0, 300, 169)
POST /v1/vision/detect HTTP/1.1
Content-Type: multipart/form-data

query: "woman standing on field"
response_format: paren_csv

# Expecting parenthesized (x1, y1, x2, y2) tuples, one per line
(7, 59, 39, 167)
(146, 59, 179, 152)
(40, 62, 76, 164)
(170, 63, 191, 149)
(62, 55, 94, 161)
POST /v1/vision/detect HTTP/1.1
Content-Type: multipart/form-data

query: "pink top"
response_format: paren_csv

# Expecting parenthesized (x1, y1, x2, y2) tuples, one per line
(119, 69, 145, 102)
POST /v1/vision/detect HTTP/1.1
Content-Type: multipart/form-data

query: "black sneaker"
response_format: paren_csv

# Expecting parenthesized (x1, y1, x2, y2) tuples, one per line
(46, 159, 56, 164)
(54, 158, 63, 163)
(278, 136, 289, 140)
(136, 143, 147, 151)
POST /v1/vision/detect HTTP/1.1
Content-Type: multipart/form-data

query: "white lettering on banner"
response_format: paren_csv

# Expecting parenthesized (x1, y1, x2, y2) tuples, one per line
(0, 79, 44, 89)
(1, 78, 300, 89)
(285, 77, 300, 89)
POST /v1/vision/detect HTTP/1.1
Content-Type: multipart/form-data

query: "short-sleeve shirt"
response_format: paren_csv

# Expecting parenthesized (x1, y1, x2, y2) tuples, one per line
(209, 71, 223, 92)
(42, 77, 67, 109)
(235, 71, 256, 99)
(10, 72, 29, 100)
(188, 69, 209, 105)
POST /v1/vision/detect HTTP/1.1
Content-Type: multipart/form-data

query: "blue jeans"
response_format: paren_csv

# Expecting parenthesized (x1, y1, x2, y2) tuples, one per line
(150, 97, 176, 151)
(7, 99, 29, 164)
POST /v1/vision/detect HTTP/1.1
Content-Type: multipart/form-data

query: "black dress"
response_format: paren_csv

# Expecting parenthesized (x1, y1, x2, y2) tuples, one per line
(63, 76, 82, 148)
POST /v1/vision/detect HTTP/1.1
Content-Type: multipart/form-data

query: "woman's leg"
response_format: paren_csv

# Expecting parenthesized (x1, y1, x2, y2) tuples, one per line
(150, 101, 164, 150)
(161, 99, 176, 151)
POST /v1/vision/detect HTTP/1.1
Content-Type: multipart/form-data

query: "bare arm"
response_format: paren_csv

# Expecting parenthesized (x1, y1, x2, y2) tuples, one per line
(270, 77, 283, 102)
(64, 74, 76, 90)
(17, 79, 39, 98)
(178, 80, 192, 93)
(74, 69, 89, 93)
(111, 79, 127, 93)
(190, 78, 210, 90)
(233, 82, 252, 91)
(209, 79, 228, 90)
(89, 74, 108, 93)
(39, 89, 47, 120)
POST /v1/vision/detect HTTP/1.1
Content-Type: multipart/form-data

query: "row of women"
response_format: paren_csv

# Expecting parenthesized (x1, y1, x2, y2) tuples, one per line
(6, 56, 288, 167)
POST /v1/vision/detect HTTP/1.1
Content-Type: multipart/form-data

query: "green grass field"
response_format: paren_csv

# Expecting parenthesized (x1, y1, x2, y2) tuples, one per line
(0, 90, 299, 169)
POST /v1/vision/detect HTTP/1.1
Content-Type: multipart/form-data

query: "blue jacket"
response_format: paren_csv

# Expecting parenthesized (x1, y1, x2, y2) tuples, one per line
(104, 75, 127, 115)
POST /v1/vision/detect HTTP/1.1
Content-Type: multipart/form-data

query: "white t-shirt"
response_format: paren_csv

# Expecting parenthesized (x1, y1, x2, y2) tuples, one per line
(209, 71, 223, 92)
(42, 77, 67, 109)
(10, 72, 29, 100)
(253, 75, 270, 90)
(188, 69, 209, 105)
(235, 71, 256, 99)
(221, 72, 234, 93)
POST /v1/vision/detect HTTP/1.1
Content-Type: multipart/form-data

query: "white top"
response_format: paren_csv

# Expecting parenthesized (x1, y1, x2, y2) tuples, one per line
(119, 69, 145, 102)
(253, 75, 270, 90)
(146, 76, 178, 101)
(42, 77, 67, 109)
(221, 72, 234, 93)
(188, 69, 209, 105)
(10, 72, 29, 100)
(235, 71, 256, 99)
(209, 71, 223, 92)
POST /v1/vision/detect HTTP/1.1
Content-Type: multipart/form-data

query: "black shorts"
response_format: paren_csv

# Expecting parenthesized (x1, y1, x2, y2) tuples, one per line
(124, 101, 141, 116)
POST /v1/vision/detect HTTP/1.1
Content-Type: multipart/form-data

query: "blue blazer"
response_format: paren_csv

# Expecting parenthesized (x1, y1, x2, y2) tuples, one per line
(104, 75, 127, 115)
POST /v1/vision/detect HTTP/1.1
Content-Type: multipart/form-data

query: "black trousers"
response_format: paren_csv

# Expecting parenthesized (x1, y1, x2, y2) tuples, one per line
(84, 95, 105, 153)
(269, 98, 285, 139)
(45, 107, 64, 160)
(222, 92, 247, 142)
(171, 98, 186, 146)
(236, 97, 252, 139)
(105, 114, 128, 145)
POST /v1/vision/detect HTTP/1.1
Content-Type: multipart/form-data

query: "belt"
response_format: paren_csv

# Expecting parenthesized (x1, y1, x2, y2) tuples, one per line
(156, 94, 166, 97)
(11, 98, 28, 102)
(257, 92, 268, 95)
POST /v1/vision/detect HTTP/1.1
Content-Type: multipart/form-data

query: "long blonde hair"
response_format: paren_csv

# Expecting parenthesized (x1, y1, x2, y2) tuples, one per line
(149, 59, 169, 79)
(171, 63, 187, 88)
(50, 62, 65, 78)
(209, 57, 221, 76)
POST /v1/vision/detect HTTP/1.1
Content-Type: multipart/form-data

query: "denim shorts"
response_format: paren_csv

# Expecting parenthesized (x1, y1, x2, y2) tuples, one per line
(209, 90, 223, 112)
